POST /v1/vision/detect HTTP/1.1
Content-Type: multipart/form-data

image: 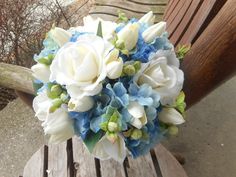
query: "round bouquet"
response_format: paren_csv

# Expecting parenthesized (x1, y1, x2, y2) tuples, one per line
(32, 11, 186, 163)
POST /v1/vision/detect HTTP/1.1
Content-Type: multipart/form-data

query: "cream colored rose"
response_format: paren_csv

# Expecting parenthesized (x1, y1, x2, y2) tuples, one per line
(50, 34, 114, 99)
(31, 63, 50, 83)
(136, 52, 184, 105)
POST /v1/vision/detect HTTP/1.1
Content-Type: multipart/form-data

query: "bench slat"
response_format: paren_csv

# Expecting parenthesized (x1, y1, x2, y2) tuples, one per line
(47, 142, 68, 177)
(72, 137, 97, 177)
(100, 159, 126, 177)
(153, 144, 188, 177)
(23, 146, 47, 177)
(127, 153, 157, 177)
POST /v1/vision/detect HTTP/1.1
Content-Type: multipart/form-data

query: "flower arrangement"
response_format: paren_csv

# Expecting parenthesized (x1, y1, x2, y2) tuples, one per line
(32, 11, 187, 163)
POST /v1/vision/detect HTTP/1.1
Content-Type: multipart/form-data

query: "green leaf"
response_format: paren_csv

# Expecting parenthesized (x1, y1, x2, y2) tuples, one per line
(176, 91, 185, 105)
(97, 21, 103, 38)
(32, 81, 43, 95)
(83, 131, 103, 153)
(176, 44, 191, 60)
(117, 11, 128, 23)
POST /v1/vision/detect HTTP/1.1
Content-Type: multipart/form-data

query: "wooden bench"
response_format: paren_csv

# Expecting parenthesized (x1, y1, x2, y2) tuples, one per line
(22, 137, 188, 177)
(1, 0, 236, 176)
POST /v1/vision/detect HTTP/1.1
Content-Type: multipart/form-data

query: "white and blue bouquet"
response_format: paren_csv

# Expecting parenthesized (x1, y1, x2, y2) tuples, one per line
(32, 11, 186, 163)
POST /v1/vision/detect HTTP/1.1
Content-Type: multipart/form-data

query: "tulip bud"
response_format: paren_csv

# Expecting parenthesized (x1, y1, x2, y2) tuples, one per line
(131, 129, 142, 140)
(159, 108, 185, 125)
(68, 96, 94, 112)
(108, 122, 118, 132)
(142, 21, 166, 43)
(139, 11, 155, 26)
(117, 23, 139, 50)
(31, 63, 50, 83)
(49, 27, 71, 47)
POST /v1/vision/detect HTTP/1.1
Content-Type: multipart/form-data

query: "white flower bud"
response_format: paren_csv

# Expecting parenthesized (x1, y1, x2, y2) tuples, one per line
(105, 49, 123, 79)
(50, 27, 71, 47)
(142, 21, 166, 43)
(139, 11, 155, 26)
(31, 63, 50, 83)
(127, 101, 147, 129)
(117, 23, 139, 50)
(159, 108, 185, 125)
(68, 96, 94, 112)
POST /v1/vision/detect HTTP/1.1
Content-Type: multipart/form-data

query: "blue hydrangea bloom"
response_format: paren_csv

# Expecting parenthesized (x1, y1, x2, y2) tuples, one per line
(129, 83, 160, 108)
(103, 82, 129, 108)
(125, 120, 167, 158)
(130, 31, 172, 63)
(69, 111, 92, 140)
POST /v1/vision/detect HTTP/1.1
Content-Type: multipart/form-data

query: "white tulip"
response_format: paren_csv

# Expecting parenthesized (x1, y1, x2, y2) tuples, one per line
(50, 34, 113, 99)
(142, 21, 166, 43)
(50, 27, 72, 47)
(68, 96, 94, 112)
(72, 15, 118, 40)
(92, 135, 126, 163)
(31, 63, 50, 83)
(117, 23, 139, 50)
(158, 107, 185, 125)
(135, 55, 184, 105)
(139, 11, 155, 26)
(105, 49, 123, 79)
(127, 101, 147, 129)
(33, 91, 74, 144)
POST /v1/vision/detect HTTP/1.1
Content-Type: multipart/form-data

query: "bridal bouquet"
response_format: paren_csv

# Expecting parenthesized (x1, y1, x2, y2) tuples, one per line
(32, 11, 186, 163)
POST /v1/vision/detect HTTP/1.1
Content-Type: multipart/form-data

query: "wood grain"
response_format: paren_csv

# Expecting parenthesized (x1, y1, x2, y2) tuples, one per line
(23, 146, 47, 177)
(181, 0, 236, 107)
(0, 62, 34, 94)
(47, 142, 68, 177)
(127, 153, 157, 177)
(72, 137, 97, 177)
(153, 144, 188, 177)
(100, 159, 126, 177)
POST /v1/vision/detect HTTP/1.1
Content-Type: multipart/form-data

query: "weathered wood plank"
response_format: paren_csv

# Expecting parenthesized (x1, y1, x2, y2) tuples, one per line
(0, 63, 33, 94)
(23, 146, 47, 177)
(127, 153, 157, 177)
(127, 0, 167, 5)
(72, 137, 97, 177)
(95, 0, 166, 14)
(100, 159, 126, 177)
(47, 142, 68, 177)
(153, 144, 188, 177)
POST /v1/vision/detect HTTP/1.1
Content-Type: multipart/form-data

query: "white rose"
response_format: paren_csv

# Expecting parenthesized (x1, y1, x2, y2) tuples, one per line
(127, 101, 147, 129)
(158, 107, 185, 125)
(72, 15, 118, 40)
(92, 135, 126, 163)
(142, 21, 166, 43)
(136, 52, 184, 105)
(105, 49, 123, 79)
(33, 91, 74, 143)
(31, 63, 50, 83)
(49, 27, 72, 47)
(117, 23, 139, 50)
(50, 34, 114, 99)
(68, 96, 94, 112)
(139, 11, 155, 26)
